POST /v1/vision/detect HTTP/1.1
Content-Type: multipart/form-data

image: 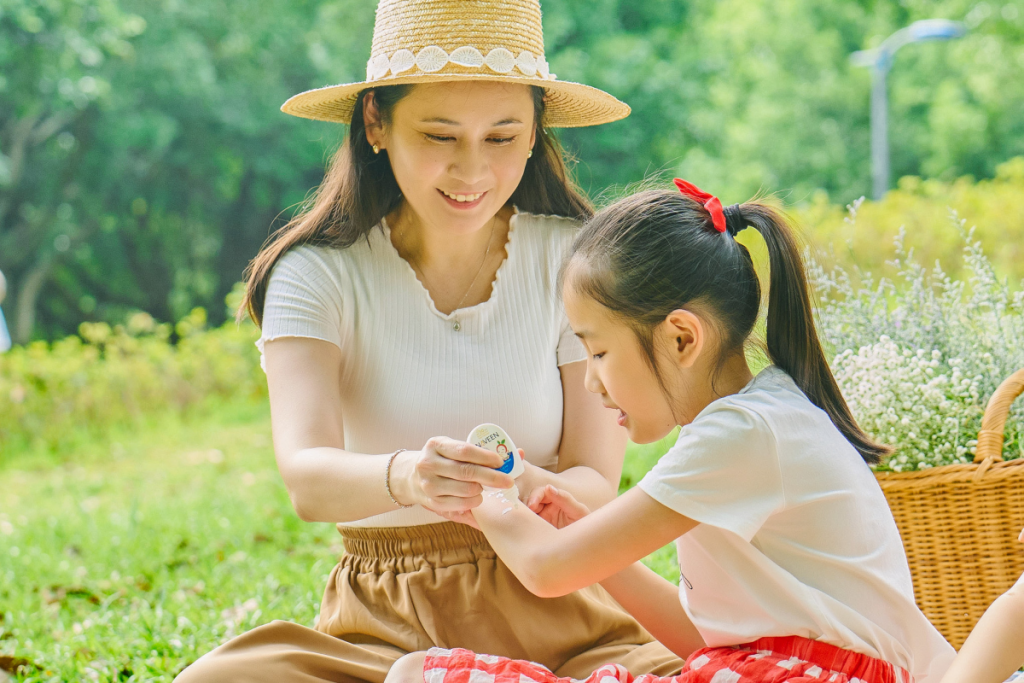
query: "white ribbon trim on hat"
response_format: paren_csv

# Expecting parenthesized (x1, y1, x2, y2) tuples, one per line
(366, 45, 557, 82)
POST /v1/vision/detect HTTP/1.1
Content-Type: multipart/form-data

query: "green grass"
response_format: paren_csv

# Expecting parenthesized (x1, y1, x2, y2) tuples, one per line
(0, 400, 678, 682)
(0, 399, 338, 682)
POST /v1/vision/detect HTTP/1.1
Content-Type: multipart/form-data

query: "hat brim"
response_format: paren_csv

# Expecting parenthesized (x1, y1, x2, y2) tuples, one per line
(280, 73, 630, 128)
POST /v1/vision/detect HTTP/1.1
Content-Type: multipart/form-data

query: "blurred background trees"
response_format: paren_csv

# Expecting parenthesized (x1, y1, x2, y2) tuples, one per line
(2, 0, 1023, 342)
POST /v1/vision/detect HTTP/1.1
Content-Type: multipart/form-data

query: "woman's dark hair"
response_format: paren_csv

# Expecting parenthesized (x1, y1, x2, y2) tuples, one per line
(564, 189, 890, 464)
(241, 84, 592, 325)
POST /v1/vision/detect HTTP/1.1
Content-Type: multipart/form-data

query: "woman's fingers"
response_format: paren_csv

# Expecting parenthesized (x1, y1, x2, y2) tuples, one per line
(419, 476, 483, 501)
(439, 509, 481, 529)
(424, 494, 484, 514)
(425, 439, 514, 489)
(404, 436, 517, 510)
(428, 437, 503, 468)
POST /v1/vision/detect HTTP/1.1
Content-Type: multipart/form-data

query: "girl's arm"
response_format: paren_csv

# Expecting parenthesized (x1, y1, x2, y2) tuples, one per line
(265, 337, 513, 523)
(471, 482, 697, 598)
(940, 570, 1024, 683)
(600, 562, 705, 659)
(480, 485, 704, 659)
(514, 361, 627, 511)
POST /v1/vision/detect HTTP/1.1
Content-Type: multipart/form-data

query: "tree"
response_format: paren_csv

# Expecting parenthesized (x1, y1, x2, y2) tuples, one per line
(0, 0, 145, 342)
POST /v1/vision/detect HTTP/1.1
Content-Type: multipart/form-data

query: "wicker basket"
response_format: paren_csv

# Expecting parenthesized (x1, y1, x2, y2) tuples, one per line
(875, 369, 1024, 649)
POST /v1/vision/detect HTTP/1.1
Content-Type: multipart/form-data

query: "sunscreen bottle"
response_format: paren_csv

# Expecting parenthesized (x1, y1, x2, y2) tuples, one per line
(467, 423, 525, 480)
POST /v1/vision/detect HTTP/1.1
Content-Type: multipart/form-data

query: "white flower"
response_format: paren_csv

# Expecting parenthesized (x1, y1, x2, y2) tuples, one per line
(817, 222, 1022, 471)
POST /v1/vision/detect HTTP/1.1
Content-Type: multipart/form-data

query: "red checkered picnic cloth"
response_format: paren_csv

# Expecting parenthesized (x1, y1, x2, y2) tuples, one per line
(423, 636, 911, 683)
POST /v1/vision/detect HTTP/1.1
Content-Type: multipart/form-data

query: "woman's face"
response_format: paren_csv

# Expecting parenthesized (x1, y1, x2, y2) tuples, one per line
(372, 81, 537, 234)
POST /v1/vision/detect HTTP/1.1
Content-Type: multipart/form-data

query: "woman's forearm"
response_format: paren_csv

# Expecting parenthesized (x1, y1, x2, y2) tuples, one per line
(277, 447, 411, 523)
(600, 562, 705, 660)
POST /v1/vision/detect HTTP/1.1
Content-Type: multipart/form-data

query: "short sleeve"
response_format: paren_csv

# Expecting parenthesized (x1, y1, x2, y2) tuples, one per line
(257, 246, 345, 367)
(638, 403, 784, 541)
(556, 308, 585, 366)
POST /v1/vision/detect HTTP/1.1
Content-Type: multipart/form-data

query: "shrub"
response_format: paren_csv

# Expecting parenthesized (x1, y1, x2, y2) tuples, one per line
(811, 218, 1024, 471)
(797, 156, 1024, 285)
(0, 298, 265, 457)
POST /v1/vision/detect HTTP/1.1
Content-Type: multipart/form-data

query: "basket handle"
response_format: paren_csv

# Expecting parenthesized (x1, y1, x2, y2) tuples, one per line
(974, 368, 1024, 463)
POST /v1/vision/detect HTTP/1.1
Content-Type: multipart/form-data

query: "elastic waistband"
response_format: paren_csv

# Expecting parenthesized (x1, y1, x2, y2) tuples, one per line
(337, 522, 491, 559)
(741, 636, 912, 683)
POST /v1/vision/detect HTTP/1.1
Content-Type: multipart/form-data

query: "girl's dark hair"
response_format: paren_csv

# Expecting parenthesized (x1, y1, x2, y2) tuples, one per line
(242, 84, 592, 325)
(564, 189, 890, 464)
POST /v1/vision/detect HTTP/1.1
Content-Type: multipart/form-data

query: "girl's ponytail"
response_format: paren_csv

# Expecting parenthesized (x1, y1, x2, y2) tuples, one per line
(739, 204, 891, 464)
(566, 185, 890, 466)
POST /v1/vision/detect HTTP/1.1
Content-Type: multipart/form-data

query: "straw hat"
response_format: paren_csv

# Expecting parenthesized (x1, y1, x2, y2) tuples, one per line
(281, 0, 630, 128)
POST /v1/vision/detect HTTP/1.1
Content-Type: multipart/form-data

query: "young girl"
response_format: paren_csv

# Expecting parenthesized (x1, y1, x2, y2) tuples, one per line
(385, 181, 956, 683)
(940, 528, 1024, 683)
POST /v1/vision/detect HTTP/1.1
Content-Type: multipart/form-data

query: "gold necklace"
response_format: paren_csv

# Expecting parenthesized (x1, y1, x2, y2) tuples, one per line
(401, 215, 498, 332)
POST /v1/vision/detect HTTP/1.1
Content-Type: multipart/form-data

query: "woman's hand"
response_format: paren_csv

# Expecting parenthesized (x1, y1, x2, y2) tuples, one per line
(526, 484, 591, 529)
(391, 437, 515, 514)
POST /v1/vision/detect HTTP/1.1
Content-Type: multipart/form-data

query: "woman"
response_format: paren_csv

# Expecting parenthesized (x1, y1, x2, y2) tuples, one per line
(175, 1, 684, 681)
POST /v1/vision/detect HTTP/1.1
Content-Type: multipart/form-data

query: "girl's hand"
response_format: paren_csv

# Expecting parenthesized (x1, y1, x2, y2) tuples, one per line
(1019, 527, 1023, 543)
(391, 437, 515, 514)
(527, 484, 591, 529)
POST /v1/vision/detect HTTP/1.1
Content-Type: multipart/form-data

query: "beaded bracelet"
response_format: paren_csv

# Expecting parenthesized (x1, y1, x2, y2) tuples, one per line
(385, 448, 413, 509)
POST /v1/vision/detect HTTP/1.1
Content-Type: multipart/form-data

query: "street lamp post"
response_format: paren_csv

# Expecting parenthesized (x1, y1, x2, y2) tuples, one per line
(851, 19, 966, 200)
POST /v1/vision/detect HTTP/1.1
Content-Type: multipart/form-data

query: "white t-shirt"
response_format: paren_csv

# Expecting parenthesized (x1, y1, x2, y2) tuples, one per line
(258, 210, 586, 527)
(638, 366, 955, 682)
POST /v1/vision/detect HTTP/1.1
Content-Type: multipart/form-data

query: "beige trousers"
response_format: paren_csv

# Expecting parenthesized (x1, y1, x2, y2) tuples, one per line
(175, 522, 683, 683)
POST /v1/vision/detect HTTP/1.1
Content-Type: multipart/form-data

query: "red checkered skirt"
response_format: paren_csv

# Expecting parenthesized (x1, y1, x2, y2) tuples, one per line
(423, 636, 912, 683)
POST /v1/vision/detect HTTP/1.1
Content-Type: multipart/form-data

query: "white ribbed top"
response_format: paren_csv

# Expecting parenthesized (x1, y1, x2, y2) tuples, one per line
(257, 210, 586, 527)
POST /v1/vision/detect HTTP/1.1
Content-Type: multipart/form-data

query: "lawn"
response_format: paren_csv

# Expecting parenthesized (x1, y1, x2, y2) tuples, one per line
(0, 398, 677, 682)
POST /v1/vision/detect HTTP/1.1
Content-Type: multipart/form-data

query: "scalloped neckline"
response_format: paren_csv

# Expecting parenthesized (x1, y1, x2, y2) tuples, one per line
(381, 208, 520, 322)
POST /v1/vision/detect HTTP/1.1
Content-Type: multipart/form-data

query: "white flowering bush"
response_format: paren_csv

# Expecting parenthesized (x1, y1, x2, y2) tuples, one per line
(831, 338, 982, 472)
(810, 208, 1024, 471)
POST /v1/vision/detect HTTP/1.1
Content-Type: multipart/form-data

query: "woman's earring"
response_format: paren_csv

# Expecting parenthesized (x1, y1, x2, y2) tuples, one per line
(372, 144, 380, 154)
(527, 149, 533, 159)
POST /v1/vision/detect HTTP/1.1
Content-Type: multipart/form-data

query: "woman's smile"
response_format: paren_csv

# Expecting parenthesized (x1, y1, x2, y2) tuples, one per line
(438, 188, 488, 209)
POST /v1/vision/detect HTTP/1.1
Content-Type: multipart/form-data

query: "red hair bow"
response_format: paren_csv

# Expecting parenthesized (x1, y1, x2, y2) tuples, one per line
(673, 178, 726, 233)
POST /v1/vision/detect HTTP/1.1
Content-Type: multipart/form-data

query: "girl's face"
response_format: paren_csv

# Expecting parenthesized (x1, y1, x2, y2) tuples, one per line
(373, 82, 537, 234)
(563, 286, 679, 444)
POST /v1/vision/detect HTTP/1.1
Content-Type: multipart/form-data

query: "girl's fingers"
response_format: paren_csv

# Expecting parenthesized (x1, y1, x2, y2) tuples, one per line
(544, 486, 591, 517)
(1019, 527, 1024, 543)
(527, 484, 556, 510)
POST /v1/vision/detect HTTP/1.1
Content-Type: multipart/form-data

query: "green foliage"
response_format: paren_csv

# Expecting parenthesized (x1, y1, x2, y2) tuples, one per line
(4, 0, 1024, 341)
(556, 0, 1024, 203)
(0, 305, 265, 458)
(797, 156, 1024, 285)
